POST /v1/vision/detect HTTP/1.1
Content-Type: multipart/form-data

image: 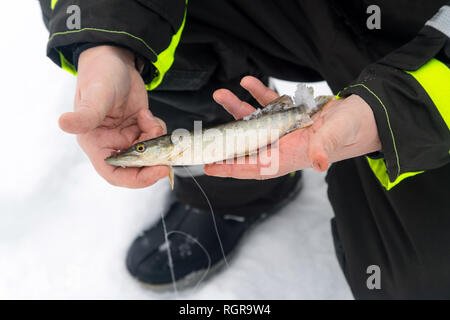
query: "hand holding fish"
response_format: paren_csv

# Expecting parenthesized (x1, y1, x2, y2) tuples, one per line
(59, 45, 169, 188)
(204, 76, 381, 179)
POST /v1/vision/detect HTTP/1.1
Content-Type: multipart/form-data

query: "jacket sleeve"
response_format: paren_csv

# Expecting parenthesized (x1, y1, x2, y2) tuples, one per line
(338, 4, 450, 190)
(38, 0, 188, 90)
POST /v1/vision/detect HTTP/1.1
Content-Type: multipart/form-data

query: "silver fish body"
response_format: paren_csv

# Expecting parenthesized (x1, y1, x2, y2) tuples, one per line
(104, 89, 333, 188)
(168, 105, 312, 166)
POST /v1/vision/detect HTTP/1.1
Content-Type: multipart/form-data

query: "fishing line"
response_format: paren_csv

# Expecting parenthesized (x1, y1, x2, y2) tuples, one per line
(159, 166, 225, 296)
(183, 166, 230, 268)
(167, 230, 212, 292)
(160, 210, 178, 296)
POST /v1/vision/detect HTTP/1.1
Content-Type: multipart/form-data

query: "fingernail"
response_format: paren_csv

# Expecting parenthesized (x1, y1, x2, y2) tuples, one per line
(145, 109, 153, 119)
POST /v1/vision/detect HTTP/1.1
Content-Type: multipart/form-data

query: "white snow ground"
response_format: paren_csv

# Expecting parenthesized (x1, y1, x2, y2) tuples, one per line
(0, 2, 352, 299)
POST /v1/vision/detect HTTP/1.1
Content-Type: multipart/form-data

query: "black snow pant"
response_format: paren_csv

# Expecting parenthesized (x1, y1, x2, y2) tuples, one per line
(327, 159, 450, 299)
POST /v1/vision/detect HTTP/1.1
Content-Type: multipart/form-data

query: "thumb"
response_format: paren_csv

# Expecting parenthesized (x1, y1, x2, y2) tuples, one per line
(59, 83, 114, 134)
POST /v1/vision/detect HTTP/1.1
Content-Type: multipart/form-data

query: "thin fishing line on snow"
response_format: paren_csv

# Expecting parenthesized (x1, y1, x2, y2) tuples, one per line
(160, 217, 212, 295)
(159, 166, 227, 296)
(167, 230, 212, 292)
(160, 210, 178, 296)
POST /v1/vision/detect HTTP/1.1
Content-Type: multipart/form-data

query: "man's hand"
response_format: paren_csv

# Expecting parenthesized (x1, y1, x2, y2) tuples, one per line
(204, 76, 382, 179)
(59, 45, 168, 188)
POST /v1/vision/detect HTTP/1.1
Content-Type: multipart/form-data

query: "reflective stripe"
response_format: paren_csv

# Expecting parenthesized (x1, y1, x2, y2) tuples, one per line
(366, 157, 423, 190)
(50, 28, 158, 78)
(364, 58, 450, 190)
(51, 0, 58, 10)
(49, 28, 157, 57)
(146, 0, 188, 91)
(341, 83, 402, 178)
(426, 5, 450, 38)
(57, 50, 77, 76)
(406, 58, 450, 130)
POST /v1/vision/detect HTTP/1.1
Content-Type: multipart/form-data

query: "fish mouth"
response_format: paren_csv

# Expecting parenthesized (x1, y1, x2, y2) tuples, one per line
(108, 149, 124, 158)
(104, 150, 140, 167)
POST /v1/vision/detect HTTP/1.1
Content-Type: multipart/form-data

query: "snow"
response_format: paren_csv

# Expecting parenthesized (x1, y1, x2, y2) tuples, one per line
(294, 83, 316, 112)
(0, 2, 352, 299)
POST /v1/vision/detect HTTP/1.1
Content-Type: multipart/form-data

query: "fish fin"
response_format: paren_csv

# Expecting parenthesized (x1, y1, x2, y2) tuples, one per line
(243, 95, 293, 121)
(243, 108, 263, 120)
(262, 95, 294, 113)
(286, 114, 314, 134)
(314, 95, 334, 111)
(263, 95, 293, 111)
(168, 166, 174, 190)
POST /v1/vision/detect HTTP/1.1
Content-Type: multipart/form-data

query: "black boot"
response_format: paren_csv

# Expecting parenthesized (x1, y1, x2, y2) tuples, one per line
(126, 171, 303, 290)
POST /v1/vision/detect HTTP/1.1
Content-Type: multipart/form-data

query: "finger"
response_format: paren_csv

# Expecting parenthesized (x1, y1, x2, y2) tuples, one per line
(94, 147, 169, 188)
(60, 83, 114, 134)
(204, 145, 281, 179)
(109, 166, 169, 189)
(136, 109, 167, 141)
(120, 115, 167, 145)
(204, 162, 265, 179)
(58, 108, 103, 134)
(120, 125, 141, 145)
(135, 166, 170, 188)
(240, 76, 279, 106)
(78, 131, 167, 188)
(213, 89, 255, 120)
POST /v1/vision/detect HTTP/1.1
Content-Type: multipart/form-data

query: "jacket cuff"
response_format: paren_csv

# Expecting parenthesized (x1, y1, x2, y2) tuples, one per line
(46, 0, 186, 87)
(339, 25, 450, 183)
(64, 42, 154, 78)
(339, 82, 401, 181)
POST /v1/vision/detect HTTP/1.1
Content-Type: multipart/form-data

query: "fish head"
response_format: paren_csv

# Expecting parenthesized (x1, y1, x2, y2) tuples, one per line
(104, 136, 173, 167)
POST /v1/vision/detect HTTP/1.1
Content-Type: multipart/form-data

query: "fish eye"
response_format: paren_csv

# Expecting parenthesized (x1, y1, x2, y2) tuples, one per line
(135, 143, 146, 153)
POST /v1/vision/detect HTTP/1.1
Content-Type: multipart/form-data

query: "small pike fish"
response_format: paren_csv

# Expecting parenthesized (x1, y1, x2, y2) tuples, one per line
(105, 85, 334, 188)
